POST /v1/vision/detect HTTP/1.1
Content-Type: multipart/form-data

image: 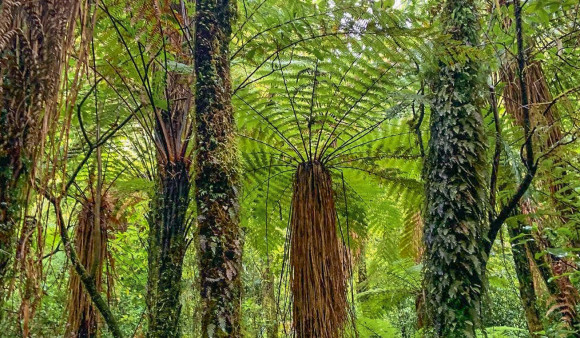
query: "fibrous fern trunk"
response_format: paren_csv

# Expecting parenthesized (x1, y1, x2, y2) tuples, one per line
(290, 162, 348, 338)
(194, 0, 243, 336)
(422, 0, 487, 336)
(147, 161, 190, 337)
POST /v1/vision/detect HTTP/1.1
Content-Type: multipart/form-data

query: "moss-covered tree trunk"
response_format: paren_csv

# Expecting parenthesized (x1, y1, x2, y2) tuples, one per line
(194, 1, 242, 336)
(422, 0, 487, 336)
(508, 219, 543, 336)
(147, 161, 190, 337)
(261, 267, 278, 338)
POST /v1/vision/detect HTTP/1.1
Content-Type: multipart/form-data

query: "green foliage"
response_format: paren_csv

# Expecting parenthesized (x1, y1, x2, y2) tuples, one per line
(2, 0, 580, 337)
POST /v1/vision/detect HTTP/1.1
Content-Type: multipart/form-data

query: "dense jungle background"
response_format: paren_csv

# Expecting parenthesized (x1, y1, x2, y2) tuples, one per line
(1, 0, 580, 337)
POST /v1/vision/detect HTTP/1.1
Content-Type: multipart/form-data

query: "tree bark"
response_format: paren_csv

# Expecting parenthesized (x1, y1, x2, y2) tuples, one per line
(139, 3, 196, 337)
(66, 195, 110, 338)
(422, 0, 488, 336)
(147, 161, 190, 337)
(194, 1, 243, 336)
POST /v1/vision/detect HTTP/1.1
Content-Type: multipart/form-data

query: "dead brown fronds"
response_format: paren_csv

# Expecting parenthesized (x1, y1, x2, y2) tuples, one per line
(0, 0, 80, 298)
(15, 216, 43, 337)
(502, 60, 562, 148)
(290, 162, 348, 338)
(65, 191, 119, 338)
(502, 59, 580, 327)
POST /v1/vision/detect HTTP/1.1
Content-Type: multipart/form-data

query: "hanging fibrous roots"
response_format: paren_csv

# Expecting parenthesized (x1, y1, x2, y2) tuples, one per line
(290, 162, 348, 338)
(501, 60, 562, 149)
(65, 193, 116, 338)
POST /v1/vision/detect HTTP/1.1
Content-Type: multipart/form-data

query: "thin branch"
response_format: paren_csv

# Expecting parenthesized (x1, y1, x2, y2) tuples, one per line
(43, 192, 122, 338)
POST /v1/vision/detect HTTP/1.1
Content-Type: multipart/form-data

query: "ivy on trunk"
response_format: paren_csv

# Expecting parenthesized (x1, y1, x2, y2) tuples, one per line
(194, 0, 243, 336)
(422, 0, 488, 336)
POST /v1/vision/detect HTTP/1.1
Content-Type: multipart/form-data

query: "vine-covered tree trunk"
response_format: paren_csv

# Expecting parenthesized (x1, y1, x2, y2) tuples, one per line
(508, 219, 543, 336)
(194, 1, 243, 336)
(0, 0, 78, 312)
(422, 0, 487, 336)
(290, 162, 348, 338)
(16, 217, 41, 337)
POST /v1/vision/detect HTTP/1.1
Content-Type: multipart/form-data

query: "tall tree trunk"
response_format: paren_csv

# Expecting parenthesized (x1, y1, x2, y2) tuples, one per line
(290, 162, 348, 338)
(194, 1, 242, 336)
(16, 217, 42, 337)
(146, 33, 194, 338)
(507, 219, 543, 336)
(0, 0, 78, 314)
(422, 0, 487, 336)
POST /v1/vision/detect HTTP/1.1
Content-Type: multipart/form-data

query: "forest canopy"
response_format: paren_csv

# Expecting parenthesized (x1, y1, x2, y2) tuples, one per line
(1, 0, 580, 337)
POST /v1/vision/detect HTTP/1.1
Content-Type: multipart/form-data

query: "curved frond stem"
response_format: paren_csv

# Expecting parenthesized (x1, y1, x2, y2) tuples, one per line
(325, 130, 413, 164)
(276, 200, 293, 332)
(339, 170, 357, 329)
(313, 55, 361, 159)
(231, 5, 359, 60)
(237, 133, 300, 164)
(242, 169, 295, 201)
(318, 63, 396, 159)
(234, 94, 305, 162)
(233, 31, 379, 94)
(265, 158, 272, 266)
(329, 165, 417, 187)
(245, 164, 296, 176)
(231, 0, 269, 44)
(307, 60, 319, 160)
(244, 151, 296, 167)
(330, 152, 420, 167)
(322, 103, 408, 164)
(277, 53, 309, 161)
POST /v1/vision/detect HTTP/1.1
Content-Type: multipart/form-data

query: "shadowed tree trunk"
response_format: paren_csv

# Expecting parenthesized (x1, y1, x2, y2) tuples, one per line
(194, 0, 243, 336)
(16, 217, 42, 337)
(422, 0, 488, 336)
(290, 162, 348, 338)
(517, 201, 578, 327)
(0, 0, 79, 314)
(147, 160, 190, 337)
(507, 218, 543, 336)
